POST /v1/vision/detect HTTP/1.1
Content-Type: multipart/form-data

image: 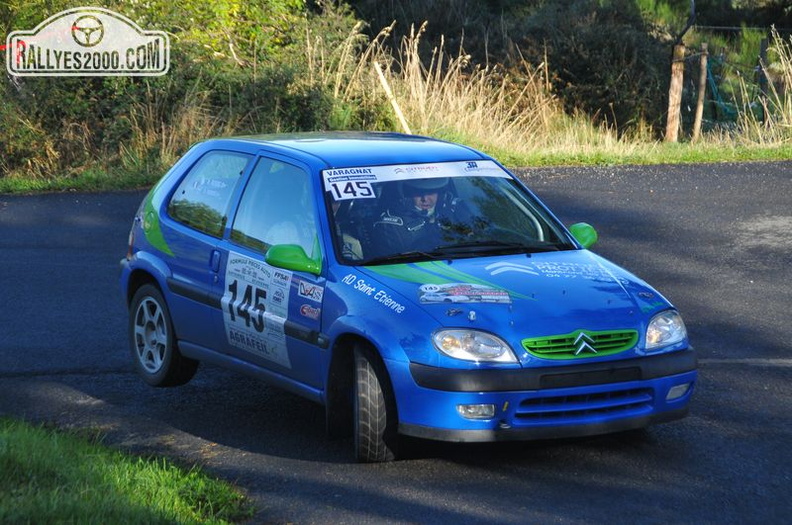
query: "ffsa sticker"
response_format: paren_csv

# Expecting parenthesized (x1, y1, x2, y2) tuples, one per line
(222, 252, 292, 368)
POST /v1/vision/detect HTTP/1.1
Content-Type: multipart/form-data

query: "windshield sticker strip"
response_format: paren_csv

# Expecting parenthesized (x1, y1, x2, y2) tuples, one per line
(322, 160, 508, 198)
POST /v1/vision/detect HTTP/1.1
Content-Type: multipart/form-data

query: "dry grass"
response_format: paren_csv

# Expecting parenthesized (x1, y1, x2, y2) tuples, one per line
(734, 29, 792, 145)
(306, 21, 658, 162)
(306, 21, 792, 164)
(122, 78, 240, 173)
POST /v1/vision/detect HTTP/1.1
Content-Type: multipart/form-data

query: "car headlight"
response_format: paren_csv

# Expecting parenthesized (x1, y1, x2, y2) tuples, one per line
(646, 310, 687, 351)
(432, 329, 517, 363)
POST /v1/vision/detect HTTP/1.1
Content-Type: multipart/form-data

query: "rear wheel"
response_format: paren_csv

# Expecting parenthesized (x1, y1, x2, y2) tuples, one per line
(129, 284, 198, 387)
(353, 344, 399, 462)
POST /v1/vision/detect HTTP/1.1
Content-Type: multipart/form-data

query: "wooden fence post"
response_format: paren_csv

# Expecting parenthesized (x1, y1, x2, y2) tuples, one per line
(692, 43, 708, 143)
(665, 44, 686, 143)
(758, 37, 769, 124)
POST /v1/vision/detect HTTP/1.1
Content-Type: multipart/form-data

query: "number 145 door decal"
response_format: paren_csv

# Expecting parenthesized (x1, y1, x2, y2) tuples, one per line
(221, 252, 292, 368)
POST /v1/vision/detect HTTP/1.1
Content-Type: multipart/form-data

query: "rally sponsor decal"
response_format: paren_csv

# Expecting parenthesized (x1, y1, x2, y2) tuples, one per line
(298, 280, 324, 302)
(341, 273, 406, 314)
(222, 252, 292, 367)
(322, 160, 508, 201)
(486, 260, 626, 283)
(366, 261, 535, 301)
(300, 304, 321, 320)
(418, 283, 511, 304)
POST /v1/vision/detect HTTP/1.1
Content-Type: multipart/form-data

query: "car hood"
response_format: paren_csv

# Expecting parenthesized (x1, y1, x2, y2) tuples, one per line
(359, 250, 670, 344)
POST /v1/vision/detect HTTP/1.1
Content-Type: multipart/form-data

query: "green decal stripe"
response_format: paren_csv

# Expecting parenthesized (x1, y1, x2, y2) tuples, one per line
(366, 263, 453, 285)
(522, 329, 638, 360)
(143, 192, 174, 256)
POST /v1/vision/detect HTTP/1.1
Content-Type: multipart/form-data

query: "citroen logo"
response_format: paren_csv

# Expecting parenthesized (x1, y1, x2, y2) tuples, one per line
(573, 332, 598, 355)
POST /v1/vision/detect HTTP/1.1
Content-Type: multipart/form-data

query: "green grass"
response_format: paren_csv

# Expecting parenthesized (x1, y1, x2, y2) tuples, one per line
(0, 418, 254, 524)
(0, 167, 163, 195)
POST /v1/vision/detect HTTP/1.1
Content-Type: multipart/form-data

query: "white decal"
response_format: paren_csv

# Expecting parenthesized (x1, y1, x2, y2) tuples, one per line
(222, 252, 292, 367)
(486, 260, 625, 284)
(327, 180, 375, 201)
(321, 160, 509, 200)
(532, 261, 615, 281)
(298, 281, 324, 302)
(341, 273, 406, 314)
(485, 262, 540, 276)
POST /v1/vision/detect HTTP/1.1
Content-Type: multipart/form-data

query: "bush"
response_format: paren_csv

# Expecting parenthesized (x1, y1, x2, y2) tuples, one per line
(0, 1, 366, 181)
(514, 0, 670, 134)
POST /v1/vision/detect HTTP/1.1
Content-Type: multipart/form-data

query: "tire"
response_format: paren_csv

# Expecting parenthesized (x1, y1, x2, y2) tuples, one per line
(353, 344, 399, 462)
(129, 284, 198, 387)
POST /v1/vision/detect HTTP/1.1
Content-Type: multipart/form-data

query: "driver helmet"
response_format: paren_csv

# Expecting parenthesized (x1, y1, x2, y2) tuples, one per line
(402, 177, 449, 197)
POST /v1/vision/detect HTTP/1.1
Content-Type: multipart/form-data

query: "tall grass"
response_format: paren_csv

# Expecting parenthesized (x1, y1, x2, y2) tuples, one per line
(735, 29, 792, 144)
(308, 21, 648, 164)
(122, 77, 240, 175)
(312, 20, 792, 165)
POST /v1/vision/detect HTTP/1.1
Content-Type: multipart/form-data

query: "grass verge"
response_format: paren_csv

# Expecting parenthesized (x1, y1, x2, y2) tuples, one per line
(0, 418, 253, 524)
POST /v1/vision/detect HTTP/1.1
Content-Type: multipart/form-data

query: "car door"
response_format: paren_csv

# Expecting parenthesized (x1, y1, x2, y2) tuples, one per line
(214, 154, 326, 388)
(160, 149, 252, 350)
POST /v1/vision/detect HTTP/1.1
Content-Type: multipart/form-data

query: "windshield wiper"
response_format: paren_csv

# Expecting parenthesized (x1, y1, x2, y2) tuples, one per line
(433, 239, 568, 255)
(359, 240, 572, 266)
(360, 250, 444, 266)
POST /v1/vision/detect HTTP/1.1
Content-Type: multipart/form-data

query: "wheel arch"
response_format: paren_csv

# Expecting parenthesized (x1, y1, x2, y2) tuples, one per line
(123, 252, 172, 306)
(126, 269, 161, 306)
(324, 332, 400, 440)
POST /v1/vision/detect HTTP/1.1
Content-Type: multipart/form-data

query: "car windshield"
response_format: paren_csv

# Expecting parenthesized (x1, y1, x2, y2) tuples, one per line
(323, 160, 576, 265)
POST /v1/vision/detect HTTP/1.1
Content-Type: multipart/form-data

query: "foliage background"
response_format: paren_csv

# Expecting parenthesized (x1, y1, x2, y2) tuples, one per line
(1, 0, 790, 185)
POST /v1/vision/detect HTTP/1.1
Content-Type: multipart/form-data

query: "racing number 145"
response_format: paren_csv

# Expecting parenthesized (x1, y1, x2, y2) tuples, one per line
(227, 279, 266, 332)
(327, 181, 374, 201)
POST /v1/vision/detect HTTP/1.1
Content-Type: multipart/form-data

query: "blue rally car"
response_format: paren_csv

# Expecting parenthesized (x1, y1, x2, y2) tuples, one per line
(120, 132, 697, 462)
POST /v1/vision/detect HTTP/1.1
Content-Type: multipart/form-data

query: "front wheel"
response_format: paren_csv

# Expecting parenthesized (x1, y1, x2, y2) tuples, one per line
(129, 284, 198, 387)
(353, 344, 399, 462)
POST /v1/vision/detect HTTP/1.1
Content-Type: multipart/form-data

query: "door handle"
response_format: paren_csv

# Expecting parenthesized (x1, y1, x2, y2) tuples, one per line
(210, 250, 221, 273)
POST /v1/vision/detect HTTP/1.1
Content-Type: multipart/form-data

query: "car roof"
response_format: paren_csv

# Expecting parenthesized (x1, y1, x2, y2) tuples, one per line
(203, 131, 490, 169)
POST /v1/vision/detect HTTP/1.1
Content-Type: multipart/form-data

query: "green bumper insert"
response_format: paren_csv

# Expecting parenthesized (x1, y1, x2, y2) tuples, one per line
(522, 329, 639, 360)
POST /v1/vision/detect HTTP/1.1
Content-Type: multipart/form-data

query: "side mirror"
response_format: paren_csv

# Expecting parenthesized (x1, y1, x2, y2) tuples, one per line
(569, 222, 598, 249)
(265, 244, 321, 275)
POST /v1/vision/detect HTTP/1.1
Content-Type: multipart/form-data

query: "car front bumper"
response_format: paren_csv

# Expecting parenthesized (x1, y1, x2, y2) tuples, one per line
(393, 348, 697, 442)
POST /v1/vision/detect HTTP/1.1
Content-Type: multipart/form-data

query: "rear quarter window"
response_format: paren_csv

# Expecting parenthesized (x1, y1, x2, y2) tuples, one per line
(167, 150, 251, 237)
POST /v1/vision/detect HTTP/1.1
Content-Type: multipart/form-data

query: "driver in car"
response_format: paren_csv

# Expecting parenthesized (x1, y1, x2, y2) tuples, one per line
(372, 177, 473, 254)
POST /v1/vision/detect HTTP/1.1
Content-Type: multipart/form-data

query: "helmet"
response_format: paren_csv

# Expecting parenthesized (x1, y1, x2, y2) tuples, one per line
(402, 177, 449, 196)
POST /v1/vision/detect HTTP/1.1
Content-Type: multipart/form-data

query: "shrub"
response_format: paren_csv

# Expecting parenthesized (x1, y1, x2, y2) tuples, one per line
(0, 1, 365, 181)
(514, 0, 670, 134)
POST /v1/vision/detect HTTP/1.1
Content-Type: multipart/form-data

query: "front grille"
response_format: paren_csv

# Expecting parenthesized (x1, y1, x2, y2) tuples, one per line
(522, 329, 638, 359)
(514, 388, 653, 424)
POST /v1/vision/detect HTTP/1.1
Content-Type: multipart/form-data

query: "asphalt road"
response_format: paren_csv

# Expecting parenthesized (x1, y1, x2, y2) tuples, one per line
(1, 161, 790, 524)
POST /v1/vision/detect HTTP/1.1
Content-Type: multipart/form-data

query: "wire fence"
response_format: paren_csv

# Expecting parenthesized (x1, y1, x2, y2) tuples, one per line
(679, 25, 792, 131)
